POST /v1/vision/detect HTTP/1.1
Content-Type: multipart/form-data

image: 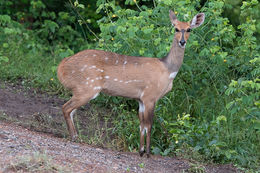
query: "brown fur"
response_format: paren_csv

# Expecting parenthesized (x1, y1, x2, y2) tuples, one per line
(57, 10, 205, 158)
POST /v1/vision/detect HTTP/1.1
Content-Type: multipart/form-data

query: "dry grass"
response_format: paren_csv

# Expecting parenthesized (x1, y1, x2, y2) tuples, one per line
(3, 152, 70, 173)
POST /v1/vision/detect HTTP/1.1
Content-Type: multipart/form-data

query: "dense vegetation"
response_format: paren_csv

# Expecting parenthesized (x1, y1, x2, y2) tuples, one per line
(0, 0, 259, 171)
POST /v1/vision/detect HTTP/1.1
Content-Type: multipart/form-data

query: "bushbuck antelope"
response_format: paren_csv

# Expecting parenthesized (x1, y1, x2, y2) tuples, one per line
(57, 10, 205, 158)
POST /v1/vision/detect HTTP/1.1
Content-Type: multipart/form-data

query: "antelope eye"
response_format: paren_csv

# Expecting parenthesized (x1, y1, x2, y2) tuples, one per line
(175, 28, 180, 32)
(187, 28, 192, 32)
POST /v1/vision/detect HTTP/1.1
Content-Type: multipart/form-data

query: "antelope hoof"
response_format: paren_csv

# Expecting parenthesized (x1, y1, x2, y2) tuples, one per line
(139, 150, 145, 157)
(146, 153, 150, 158)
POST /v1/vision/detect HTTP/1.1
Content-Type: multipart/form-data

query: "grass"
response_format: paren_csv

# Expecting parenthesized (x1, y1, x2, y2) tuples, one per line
(0, 26, 259, 172)
(4, 152, 70, 173)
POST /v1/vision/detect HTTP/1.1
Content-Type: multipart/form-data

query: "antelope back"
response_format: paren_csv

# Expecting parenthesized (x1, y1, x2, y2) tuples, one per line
(57, 49, 170, 100)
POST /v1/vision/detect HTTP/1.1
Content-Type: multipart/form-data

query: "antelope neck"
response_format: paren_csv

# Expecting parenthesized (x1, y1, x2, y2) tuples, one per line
(161, 38, 185, 73)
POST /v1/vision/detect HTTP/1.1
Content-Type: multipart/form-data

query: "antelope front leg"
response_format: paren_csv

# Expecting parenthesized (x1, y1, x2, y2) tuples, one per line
(144, 102, 155, 158)
(138, 101, 145, 157)
(138, 101, 155, 158)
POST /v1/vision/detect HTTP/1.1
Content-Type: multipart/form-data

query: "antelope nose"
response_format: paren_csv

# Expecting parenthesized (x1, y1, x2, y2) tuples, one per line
(180, 40, 186, 46)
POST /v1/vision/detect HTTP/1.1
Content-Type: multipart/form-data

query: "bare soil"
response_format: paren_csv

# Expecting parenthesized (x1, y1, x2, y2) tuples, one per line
(0, 82, 240, 172)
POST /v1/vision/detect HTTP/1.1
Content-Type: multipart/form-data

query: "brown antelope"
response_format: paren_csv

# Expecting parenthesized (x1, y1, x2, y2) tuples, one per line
(57, 10, 205, 158)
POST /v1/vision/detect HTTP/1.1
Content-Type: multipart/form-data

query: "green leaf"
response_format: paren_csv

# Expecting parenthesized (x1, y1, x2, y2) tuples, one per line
(0, 56, 9, 63)
(152, 147, 161, 155)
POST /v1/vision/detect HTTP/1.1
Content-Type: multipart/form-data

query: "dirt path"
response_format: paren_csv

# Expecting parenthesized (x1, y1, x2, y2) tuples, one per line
(0, 82, 238, 172)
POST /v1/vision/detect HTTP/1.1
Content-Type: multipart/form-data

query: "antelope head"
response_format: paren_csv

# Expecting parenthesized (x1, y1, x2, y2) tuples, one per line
(169, 10, 205, 48)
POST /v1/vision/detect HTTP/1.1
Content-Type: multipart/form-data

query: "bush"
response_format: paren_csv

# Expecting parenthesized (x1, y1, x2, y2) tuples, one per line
(0, 0, 259, 170)
(95, 0, 259, 169)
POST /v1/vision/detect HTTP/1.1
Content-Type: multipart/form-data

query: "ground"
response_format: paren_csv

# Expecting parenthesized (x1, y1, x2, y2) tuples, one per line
(0, 82, 239, 172)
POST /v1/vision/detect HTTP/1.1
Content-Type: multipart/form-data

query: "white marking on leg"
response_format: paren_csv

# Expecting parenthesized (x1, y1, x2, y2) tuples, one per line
(115, 60, 118, 64)
(141, 128, 145, 136)
(144, 126, 148, 134)
(139, 102, 145, 113)
(169, 71, 178, 79)
(70, 109, 76, 125)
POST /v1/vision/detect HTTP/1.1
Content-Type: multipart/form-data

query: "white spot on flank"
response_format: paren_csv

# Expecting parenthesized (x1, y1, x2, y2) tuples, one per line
(123, 61, 127, 65)
(89, 66, 96, 69)
(139, 101, 145, 113)
(71, 70, 75, 74)
(86, 77, 90, 80)
(86, 81, 88, 85)
(91, 79, 94, 83)
(93, 54, 97, 57)
(141, 146, 144, 151)
(104, 76, 110, 79)
(169, 72, 178, 79)
(70, 109, 76, 124)
(93, 86, 102, 90)
(105, 57, 108, 61)
(119, 80, 123, 83)
(91, 93, 99, 100)
(115, 60, 118, 64)
(125, 80, 133, 84)
(96, 69, 104, 72)
(114, 78, 118, 81)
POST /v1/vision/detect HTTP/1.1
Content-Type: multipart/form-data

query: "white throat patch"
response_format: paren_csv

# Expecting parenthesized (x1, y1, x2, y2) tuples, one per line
(169, 72, 178, 79)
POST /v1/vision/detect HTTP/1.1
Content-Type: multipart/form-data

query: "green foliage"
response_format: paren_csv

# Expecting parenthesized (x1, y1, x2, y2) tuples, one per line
(95, 0, 259, 170)
(0, 0, 259, 171)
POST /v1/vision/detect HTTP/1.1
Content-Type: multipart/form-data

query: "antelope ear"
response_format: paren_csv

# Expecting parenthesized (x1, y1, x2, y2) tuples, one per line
(169, 10, 177, 26)
(190, 13, 205, 28)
